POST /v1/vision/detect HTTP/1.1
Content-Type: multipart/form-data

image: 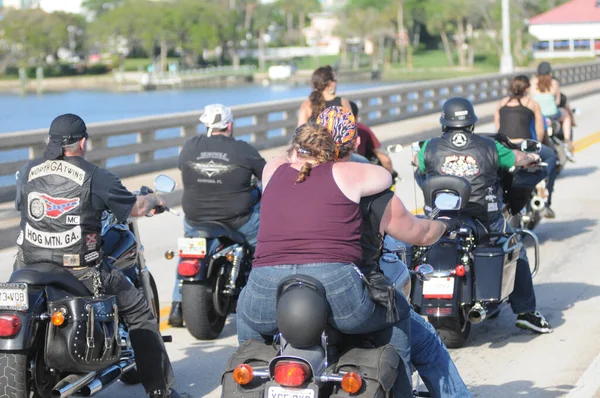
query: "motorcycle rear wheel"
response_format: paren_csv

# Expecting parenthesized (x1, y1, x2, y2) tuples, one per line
(182, 281, 227, 340)
(0, 352, 27, 398)
(430, 314, 471, 349)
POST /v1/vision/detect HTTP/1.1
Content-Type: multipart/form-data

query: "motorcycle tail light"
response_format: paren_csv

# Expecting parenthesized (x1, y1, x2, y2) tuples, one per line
(232, 364, 253, 385)
(0, 314, 21, 337)
(455, 265, 466, 277)
(274, 361, 310, 387)
(178, 260, 200, 277)
(341, 372, 363, 394)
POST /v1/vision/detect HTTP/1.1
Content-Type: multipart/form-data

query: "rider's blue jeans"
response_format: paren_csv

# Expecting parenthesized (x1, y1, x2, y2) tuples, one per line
(171, 204, 260, 302)
(382, 237, 471, 397)
(236, 262, 413, 397)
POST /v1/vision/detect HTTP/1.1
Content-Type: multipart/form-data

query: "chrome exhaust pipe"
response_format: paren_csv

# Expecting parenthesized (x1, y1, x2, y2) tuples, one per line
(51, 372, 97, 398)
(79, 359, 137, 397)
(468, 303, 486, 324)
(530, 196, 546, 213)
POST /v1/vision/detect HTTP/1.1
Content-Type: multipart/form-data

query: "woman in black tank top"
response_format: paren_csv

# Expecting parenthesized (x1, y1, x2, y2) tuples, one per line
(297, 65, 352, 125)
(495, 75, 545, 143)
(495, 75, 558, 215)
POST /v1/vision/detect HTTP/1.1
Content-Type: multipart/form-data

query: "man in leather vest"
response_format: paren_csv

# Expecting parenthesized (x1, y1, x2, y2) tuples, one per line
(15, 114, 179, 398)
(416, 97, 552, 334)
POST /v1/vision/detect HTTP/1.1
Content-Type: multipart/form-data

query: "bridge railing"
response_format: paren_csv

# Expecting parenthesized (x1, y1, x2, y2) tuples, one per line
(1, 61, 599, 202)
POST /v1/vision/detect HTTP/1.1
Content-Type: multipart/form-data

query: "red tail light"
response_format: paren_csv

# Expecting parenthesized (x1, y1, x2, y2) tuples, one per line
(178, 260, 200, 277)
(273, 361, 310, 387)
(0, 314, 21, 337)
(455, 265, 466, 277)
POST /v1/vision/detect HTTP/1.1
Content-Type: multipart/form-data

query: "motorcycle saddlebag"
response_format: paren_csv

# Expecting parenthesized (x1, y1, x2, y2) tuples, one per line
(331, 344, 400, 397)
(473, 234, 521, 301)
(45, 294, 121, 373)
(221, 339, 278, 397)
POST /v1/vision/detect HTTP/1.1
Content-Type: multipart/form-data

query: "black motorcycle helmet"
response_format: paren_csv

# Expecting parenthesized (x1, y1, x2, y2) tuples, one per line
(440, 97, 478, 133)
(276, 276, 328, 348)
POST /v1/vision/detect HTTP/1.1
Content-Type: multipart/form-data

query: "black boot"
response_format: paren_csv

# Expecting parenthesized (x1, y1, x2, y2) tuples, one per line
(168, 302, 183, 328)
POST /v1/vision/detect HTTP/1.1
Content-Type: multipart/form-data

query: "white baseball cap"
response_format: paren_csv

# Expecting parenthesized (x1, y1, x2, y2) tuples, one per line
(199, 104, 233, 134)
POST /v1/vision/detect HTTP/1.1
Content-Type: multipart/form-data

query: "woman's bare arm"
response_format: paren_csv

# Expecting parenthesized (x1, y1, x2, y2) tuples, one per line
(333, 162, 392, 203)
(297, 100, 311, 126)
(380, 196, 446, 246)
(531, 100, 546, 142)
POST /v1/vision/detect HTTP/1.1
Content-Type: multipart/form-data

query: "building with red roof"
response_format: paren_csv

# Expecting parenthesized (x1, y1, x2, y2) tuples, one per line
(528, 0, 600, 59)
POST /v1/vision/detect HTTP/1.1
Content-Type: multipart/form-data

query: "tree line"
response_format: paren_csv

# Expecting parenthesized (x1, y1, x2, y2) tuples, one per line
(0, 0, 569, 74)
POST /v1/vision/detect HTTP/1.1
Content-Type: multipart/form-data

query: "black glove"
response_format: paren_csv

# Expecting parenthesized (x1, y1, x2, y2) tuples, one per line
(437, 216, 462, 234)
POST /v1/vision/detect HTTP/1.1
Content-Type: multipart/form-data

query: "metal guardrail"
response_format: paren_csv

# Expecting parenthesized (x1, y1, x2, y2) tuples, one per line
(0, 61, 599, 202)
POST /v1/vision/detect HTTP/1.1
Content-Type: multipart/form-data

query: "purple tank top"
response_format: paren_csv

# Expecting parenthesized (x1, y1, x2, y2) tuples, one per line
(253, 162, 362, 267)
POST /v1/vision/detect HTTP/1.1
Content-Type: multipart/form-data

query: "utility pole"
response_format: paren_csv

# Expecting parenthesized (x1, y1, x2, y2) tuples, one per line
(500, 0, 514, 73)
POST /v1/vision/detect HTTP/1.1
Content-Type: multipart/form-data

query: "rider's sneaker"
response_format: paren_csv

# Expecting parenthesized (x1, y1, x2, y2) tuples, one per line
(544, 206, 556, 219)
(515, 311, 553, 334)
(168, 302, 184, 328)
(566, 142, 576, 162)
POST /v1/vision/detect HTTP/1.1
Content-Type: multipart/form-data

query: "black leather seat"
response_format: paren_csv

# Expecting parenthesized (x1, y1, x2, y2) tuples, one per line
(9, 263, 91, 297)
(186, 221, 246, 245)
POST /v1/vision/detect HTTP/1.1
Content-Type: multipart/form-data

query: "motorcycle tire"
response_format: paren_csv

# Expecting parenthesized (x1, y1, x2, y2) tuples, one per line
(182, 282, 227, 340)
(430, 316, 471, 349)
(121, 273, 161, 385)
(0, 353, 27, 398)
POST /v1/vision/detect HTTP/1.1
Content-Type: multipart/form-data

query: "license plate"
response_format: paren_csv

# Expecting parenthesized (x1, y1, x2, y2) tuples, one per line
(178, 238, 207, 258)
(267, 386, 314, 398)
(0, 283, 28, 311)
(423, 277, 454, 299)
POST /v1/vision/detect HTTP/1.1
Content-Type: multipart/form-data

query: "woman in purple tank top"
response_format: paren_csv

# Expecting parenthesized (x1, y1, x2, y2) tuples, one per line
(236, 109, 413, 396)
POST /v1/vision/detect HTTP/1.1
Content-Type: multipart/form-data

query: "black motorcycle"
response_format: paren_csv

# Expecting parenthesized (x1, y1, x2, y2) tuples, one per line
(165, 186, 259, 340)
(397, 138, 545, 348)
(221, 266, 435, 398)
(0, 175, 177, 398)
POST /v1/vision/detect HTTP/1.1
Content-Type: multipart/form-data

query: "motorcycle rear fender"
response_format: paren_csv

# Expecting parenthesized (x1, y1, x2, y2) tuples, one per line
(411, 238, 473, 317)
(0, 286, 45, 351)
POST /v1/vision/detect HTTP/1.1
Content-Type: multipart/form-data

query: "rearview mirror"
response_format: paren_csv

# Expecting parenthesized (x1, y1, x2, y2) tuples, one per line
(520, 139, 541, 154)
(434, 192, 462, 211)
(386, 144, 403, 153)
(154, 175, 177, 193)
(414, 264, 434, 282)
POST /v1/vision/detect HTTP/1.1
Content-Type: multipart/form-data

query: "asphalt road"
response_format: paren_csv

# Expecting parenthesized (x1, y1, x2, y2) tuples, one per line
(1, 93, 600, 397)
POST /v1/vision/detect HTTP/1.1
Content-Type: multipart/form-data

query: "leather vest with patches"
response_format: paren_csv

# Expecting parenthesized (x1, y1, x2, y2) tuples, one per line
(424, 131, 503, 221)
(18, 157, 103, 267)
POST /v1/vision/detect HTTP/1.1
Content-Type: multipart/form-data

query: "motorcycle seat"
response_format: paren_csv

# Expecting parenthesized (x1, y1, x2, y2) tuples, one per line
(9, 263, 91, 297)
(185, 220, 246, 245)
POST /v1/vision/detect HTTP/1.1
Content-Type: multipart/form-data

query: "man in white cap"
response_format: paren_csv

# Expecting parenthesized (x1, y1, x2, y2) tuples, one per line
(168, 104, 266, 327)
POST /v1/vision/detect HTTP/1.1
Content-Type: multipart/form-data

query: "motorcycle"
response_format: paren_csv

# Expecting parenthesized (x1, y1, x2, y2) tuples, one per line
(389, 138, 544, 348)
(0, 174, 177, 398)
(164, 186, 260, 340)
(221, 263, 435, 398)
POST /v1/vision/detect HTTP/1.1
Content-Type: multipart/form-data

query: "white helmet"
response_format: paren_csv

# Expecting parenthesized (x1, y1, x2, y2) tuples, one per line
(199, 104, 233, 136)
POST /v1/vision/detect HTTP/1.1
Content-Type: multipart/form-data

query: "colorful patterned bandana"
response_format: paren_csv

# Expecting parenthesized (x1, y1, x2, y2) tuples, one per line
(316, 106, 357, 158)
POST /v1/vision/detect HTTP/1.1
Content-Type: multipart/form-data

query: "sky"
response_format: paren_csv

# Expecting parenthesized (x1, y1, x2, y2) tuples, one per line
(39, 0, 83, 14)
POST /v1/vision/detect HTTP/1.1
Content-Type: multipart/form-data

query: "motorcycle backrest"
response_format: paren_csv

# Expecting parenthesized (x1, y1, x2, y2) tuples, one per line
(423, 175, 471, 211)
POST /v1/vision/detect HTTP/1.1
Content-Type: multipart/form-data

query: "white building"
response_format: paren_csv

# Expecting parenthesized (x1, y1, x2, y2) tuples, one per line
(39, 0, 83, 14)
(0, 0, 40, 9)
(528, 0, 600, 59)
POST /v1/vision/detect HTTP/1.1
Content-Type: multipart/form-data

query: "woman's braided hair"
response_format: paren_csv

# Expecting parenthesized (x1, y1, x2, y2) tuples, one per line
(309, 65, 336, 120)
(288, 122, 336, 183)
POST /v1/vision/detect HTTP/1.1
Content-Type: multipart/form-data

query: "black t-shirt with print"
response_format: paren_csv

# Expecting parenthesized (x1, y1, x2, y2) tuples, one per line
(179, 135, 266, 228)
